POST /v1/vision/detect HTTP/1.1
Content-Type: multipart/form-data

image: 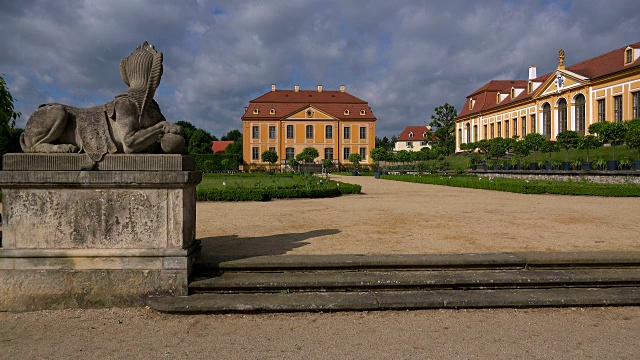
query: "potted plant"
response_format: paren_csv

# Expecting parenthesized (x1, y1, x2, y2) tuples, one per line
(509, 157, 520, 170)
(348, 153, 362, 176)
(521, 158, 531, 170)
(523, 133, 546, 167)
(537, 159, 546, 170)
(593, 156, 606, 171)
(486, 160, 496, 170)
(469, 153, 483, 171)
(556, 130, 579, 170)
(498, 159, 507, 170)
(618, 156, 632, 170)
(578, 134, 600, 171)
(370, 147, 389, 178)
(571, 157, 583, 170)
(552, 159, 563, 170)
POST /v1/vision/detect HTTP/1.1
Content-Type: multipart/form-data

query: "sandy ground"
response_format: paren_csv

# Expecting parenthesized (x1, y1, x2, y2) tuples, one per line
(198, 175, 640, 257)
(4, 176, 640, 358)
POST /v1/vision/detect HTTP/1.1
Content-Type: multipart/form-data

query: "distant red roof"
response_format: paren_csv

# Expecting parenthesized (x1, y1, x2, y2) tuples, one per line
(242, 88, 376, 121)
(456, 41, 640, 120)
(211, 141, 234, 153)
(397, 126, 432, 141)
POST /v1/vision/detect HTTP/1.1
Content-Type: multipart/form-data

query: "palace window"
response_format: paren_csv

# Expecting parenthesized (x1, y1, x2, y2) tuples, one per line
(269, 109, 275, 115)
(473, 125, 478, 142)
(344, 110, 350, 116)
(465, 123, 471, 143)
(360, 110, 366, 115)
(306, 125, 313, 139)
(504, 120, 509, 138)
(325, 125, 333, 139)
(252, 126, 259, 139)
(252, 147, 259, 160)
(269, 147, 275, 152)
(406, 142, 411, 147)
(344, 127, 350, 140)
(359, 147, 366, 160)
(633, 92, 640, 119)
(614, 96, 622, 122)
(253, 108, 259, 114)
(324, 148, 333, 160)
(558, 98, 567, 133)
(531, 114, 536, 133)
(490, 123, 495, 139)
(286, 125, 294, 139)
(598, 99, 606, 122)
(575, 94, 586, 135)
(626, 48, 633, 64)
(497, 122, 502, 138)
(528, 81, 533, 93)
(343, 147, 350, 160)
(285, 147, 294, 159)
(522, 116, 527, 136)
(513, 119, 518, 137)
(484, 124, 488, 139)
(542, 103, 551, 137)
(359, 127, 366, 139)
(269, 126, 276, 139)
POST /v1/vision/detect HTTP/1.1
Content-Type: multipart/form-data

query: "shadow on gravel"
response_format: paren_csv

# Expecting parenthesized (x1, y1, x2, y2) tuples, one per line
(198, 229, 341, 261)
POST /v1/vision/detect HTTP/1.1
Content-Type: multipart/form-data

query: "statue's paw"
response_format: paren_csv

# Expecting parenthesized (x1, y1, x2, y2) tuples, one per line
(56, 144, 78, 153)
(162, 122, 183, 135)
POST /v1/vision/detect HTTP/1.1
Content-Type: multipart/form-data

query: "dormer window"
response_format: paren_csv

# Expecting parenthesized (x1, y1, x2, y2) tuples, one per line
(344, 110, 350, 116)
(253, 108, 259, 114)
(306, 110, 314, 118)
(497, 92, 501, 104)
(510, 87, 515, 99)
(269, 109, 275, 115)
(469, 99, 475, 110)
(626, 48, 633, 64)
(360, 110, 366, 115)
(528, 81, 533, 93)
(408, 132, 414, 138)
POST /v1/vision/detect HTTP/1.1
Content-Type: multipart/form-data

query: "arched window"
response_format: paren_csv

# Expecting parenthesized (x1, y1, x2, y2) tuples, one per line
(465, 123, 471, 143)
(575, 94, 586, 135)
(558, 98, 567, 133)
(542, 103, 551, 138)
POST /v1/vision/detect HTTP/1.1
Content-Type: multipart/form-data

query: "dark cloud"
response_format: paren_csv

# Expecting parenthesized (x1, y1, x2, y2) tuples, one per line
(1, 0, 639, 138)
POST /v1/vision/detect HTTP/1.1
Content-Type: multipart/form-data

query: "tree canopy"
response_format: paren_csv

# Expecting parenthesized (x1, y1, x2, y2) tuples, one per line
(295, 147, 319, 163)
(0, 75, 22, 156)
(428, 103, 457, 156)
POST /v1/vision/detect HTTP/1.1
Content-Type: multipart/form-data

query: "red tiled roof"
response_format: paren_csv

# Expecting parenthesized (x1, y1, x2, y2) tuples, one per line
(397, 126, 432, 141)
(456, 41, 640, 120)
(211, 141, 234, 153)
(242, 89, 376, 121)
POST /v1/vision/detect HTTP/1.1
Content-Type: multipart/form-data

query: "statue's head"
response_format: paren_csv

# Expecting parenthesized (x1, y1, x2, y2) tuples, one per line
(120, 42, 163, 119)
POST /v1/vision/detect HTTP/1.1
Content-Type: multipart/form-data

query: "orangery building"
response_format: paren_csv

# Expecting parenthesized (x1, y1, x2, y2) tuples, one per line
(454, 41, 640, 152)
(241, 85, 376, 168)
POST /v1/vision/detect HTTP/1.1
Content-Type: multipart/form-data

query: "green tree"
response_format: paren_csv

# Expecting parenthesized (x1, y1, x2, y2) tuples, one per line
(221, 129, 242, 142)
(428, 103, 457, 155)
(578, 134, 601, 162)
(295, 147, 319, 163)
(261, 149, 279, 171)
(370, 147, 390, 168)
(395, 150, 411, 163)
(0, 75, 22, 157)
(624, 119, 640, 160)
(187, 128, 215, 154)
(348, 153, 362, 170)
(375, 136, 393, 150)
(523, 133, 546, 162)
(556, 130, 580, 161)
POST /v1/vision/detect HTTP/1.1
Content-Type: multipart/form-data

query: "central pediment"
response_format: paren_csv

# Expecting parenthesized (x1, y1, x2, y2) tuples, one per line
(285, 106, 335, 120)
(538, 70, 589, 97)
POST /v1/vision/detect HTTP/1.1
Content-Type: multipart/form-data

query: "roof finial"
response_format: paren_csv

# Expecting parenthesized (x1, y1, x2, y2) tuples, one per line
(558, 49, 565, 70)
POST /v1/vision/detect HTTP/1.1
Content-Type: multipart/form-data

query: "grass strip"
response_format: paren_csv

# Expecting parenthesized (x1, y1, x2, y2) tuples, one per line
(382, 174, 640, 197)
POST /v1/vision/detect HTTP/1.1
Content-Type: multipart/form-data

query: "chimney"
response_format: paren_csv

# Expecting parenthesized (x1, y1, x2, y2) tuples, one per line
(271, 84, 276, 92)
(340, 85, 345, 92)
(528, 66, 537, 80)
(294, 84, 299, 92)
(317, 85, 322, 92)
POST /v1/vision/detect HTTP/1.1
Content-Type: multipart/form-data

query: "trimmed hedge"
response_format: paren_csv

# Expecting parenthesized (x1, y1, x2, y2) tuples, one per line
(192, 154, 241, 171)
(383, 174, 640, 197)
(195, 180, 361, 201)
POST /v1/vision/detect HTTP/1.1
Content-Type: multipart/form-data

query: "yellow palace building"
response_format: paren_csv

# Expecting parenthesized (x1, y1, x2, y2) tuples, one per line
(454, 41, 640, 152)
(241, 85, 376, 168)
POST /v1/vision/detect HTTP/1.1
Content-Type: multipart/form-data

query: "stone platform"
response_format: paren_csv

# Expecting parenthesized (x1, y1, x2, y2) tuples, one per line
(0, 153, 202, 311)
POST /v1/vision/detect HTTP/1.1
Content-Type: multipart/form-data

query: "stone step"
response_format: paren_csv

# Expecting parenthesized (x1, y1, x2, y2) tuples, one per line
(147, 287, 640, 313)
(189, 268, 640, 293)
(194, 252, 640, 273)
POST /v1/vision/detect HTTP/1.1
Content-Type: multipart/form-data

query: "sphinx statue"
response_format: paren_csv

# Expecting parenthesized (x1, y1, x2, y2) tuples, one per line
(20, 42, 185, 163)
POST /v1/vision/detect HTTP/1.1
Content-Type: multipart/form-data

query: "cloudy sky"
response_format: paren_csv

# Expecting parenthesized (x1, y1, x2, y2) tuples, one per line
(1, 0, 639, 139)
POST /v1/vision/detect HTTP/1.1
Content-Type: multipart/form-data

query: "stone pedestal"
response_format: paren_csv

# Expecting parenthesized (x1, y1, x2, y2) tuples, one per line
(0, 154, 202, 311)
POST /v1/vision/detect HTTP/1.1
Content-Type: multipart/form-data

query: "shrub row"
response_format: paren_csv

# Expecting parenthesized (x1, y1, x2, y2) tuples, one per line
(192, 154, 241, 171)
(383, 174, 640, 197)
(196, 181, 361, 201)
